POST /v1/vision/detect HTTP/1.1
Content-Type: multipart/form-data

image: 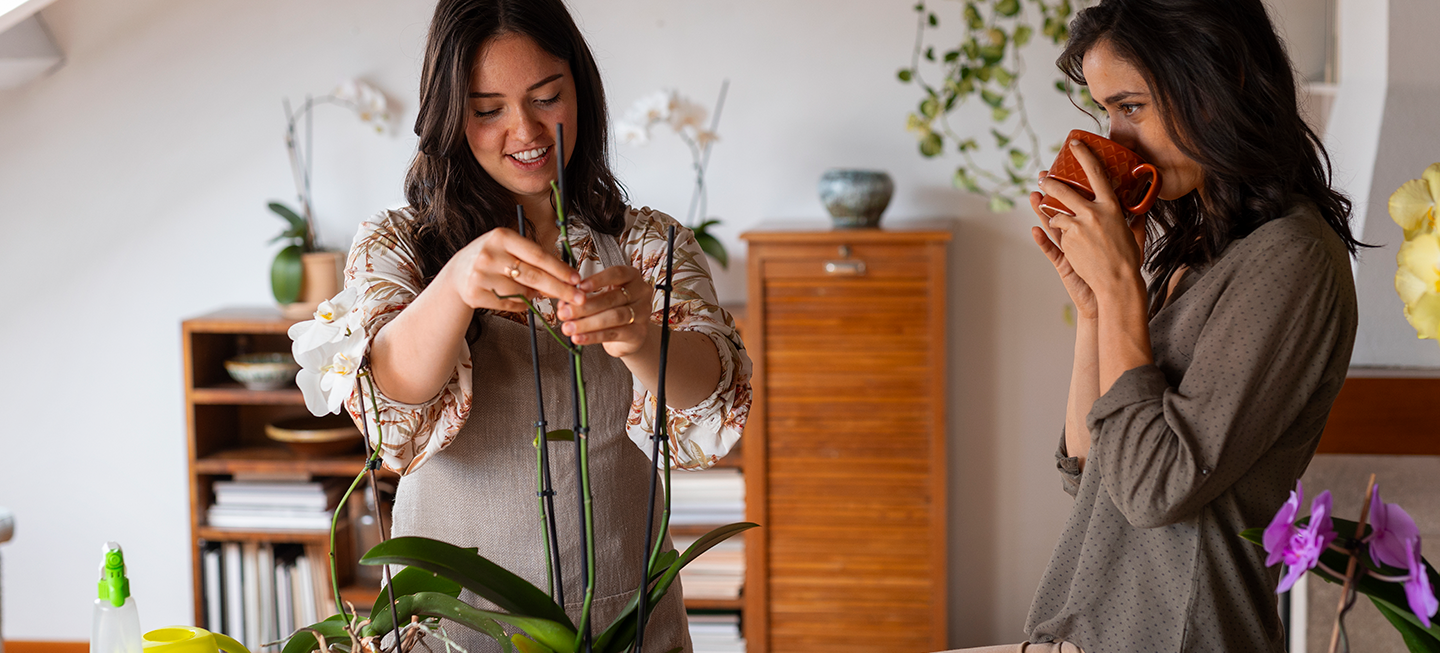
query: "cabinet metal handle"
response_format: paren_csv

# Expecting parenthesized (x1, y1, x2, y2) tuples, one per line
(824, 260, 867, 276)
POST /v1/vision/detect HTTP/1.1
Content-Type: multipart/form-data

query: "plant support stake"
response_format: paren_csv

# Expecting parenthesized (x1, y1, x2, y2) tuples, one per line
(519, 204, 566, 606)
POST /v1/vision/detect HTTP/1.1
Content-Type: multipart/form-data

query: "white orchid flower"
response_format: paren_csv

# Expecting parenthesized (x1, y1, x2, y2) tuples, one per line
(667, 95, 709, 132)
(333, 79, 392, 132)
(295, 332, 367, 416)
(288, 286, 361, 354)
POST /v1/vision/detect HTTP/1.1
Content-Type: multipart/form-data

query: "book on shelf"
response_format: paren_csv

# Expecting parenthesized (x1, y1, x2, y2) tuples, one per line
(669, 468, 745, 525)
(207, 479, 341, 531)
(201, 542, 325, 650)
(687, 613, 745, 653)
(206, 507, 334, 531)
(673, 536, 744, 601)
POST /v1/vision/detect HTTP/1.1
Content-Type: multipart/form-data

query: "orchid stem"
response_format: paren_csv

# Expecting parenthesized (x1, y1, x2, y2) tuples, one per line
(519, 206, 565, 607)
(1327, 474, 1377, 653)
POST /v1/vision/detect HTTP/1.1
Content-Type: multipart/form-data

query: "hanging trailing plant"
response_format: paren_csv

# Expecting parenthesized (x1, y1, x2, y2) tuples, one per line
(898, 0, 1098, 212)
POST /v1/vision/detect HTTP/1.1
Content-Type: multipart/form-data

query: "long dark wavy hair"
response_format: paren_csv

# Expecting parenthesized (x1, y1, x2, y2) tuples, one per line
(404, 0, 628, 284)
(1058, 0, 1366, 314)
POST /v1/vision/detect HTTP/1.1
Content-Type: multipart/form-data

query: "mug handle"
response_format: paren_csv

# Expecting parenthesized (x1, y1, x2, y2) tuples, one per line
(1126, 163, 1163, 215)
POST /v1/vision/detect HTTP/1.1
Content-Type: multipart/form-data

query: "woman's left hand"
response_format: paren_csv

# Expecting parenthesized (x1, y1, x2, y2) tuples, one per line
(557, 264, 655, 357)
(1039, 139, 1147, 300)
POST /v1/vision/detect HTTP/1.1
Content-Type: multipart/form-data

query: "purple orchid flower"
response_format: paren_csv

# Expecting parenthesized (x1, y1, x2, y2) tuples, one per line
(1263, 480, 1338, 593)
(1368, 485, 1421, 570)
(1403, 534, 1439, 628)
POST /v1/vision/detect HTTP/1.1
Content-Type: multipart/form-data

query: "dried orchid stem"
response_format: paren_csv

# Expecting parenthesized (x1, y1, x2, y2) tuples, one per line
(1327, 473, 1377, 653)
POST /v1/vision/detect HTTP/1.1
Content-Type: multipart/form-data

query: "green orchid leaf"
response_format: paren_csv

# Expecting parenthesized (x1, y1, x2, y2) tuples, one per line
(595, 524, 758, 652)
(694, 232, 729, 269)
(272, 244, 304, 304)
(1373, 598, 1440, 652)
(360, 537, 574, 629)
(1014, 25, 1034, 47)
(269, 202, 307, 231)
(649, 548, 679, 582)
(364, 592, 572, 653)
(371, 566, 462, 618)
(281, 614, 348, 653)
(512, 634, 554, 653)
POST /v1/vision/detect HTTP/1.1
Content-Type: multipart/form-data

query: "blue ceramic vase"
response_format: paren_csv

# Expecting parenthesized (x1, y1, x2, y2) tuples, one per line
(818, 169, 894, 228)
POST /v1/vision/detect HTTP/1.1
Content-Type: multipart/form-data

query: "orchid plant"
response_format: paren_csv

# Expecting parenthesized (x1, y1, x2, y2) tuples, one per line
(1241, 479, 1440, 652)
(283, 125, 755, 653)
(269, 79, 392, 304)
(615, 85, 730, 268)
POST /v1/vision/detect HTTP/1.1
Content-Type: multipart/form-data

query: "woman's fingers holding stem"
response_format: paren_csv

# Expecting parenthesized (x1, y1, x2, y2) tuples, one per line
(478, 228, 584, 303)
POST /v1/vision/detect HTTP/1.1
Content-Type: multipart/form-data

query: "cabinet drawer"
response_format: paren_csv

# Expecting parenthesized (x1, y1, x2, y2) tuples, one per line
(756, 243, 934, 280)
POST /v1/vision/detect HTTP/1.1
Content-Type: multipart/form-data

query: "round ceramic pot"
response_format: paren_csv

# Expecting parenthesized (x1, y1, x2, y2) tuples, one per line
(818, 169, 894, 229)
(224, 352, 300, 390)
(281, 251, 344, 320)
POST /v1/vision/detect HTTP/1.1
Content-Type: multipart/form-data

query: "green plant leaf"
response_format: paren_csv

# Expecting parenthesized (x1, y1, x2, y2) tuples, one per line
(995, 68, 1015, 88)
(1014, 25, 1034, 47)
(365, 592, 575, 653)
(991, 128, 1011, 147)
(943, 50, 960, 63)
(924, 46, 935, 62)
(269, 202, 307, 231)
(964, 2, 983, 29)
(1372, 598, 1440, 652)
(958, 139, 979, 153)
(1009, 148, 1028, 169)
(992, 106, 1012, 122)
(927, 12, 937, 26)
(897, 69, 913, 83)
(953, 167, 980, 193)
(370, 566, 463, 619)
(962, 38, 979, 60)
(534, 429, 576, 447)
(989, 194, 1016, 213)
(594, 524, 759, 652)
(980, 89, 1004, 108)
(360, 537, 574, 629)
(694, 231, 729, 269)
(281, 614, 348, 653)
(996, 0, 1020, 17)
(649, 548, 679, 582)
(919, 132, 944, 158)
(272, 244, 304, 304)
(512, 635, 554, 653)
(920, 97, 940, 119)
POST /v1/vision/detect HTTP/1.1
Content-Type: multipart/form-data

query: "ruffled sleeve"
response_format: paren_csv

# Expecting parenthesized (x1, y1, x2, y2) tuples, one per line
(341, 211, 473, 475)
(621, 207, 753, 470)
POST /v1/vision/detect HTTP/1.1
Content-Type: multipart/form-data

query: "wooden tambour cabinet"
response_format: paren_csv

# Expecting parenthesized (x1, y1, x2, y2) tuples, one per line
(741, 225, 951, 652)
(182, 307, 387, 626)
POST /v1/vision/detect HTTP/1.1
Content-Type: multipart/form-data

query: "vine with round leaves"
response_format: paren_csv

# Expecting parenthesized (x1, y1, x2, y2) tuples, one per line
(899, 0, 1098, 213)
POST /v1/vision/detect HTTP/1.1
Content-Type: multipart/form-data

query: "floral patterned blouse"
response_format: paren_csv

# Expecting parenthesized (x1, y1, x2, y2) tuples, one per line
(341, 206, 752, 476)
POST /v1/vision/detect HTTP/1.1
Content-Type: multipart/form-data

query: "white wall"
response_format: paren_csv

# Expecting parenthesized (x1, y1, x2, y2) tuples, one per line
(0, 0, 1357, 647)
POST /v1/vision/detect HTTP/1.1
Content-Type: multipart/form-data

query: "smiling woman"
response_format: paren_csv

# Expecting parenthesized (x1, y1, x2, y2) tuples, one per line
(325, 1, 753, 652)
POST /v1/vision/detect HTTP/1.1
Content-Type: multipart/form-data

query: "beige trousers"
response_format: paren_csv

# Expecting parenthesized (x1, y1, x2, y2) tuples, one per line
(941, 642, 1083, 653)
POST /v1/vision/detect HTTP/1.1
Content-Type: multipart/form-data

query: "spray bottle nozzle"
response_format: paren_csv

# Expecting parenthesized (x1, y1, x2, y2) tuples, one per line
(97, 541, 131, 607)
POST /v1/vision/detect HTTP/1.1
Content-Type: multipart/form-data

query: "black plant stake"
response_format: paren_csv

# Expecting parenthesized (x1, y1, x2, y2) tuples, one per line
(632, 225, 677, 653)
(519, 205, 566, 606)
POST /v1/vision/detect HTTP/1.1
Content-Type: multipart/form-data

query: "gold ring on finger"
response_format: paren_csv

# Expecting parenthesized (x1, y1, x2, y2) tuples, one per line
(627, 305, 636, 326)
(508, 261, 523, 279)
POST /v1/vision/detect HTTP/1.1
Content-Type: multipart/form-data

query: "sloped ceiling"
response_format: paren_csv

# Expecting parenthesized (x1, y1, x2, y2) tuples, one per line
(0, 0, 63, 89)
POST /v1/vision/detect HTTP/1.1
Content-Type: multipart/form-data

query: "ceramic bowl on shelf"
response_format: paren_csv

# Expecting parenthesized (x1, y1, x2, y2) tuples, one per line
(265, 414, 362, 458)
(224, 352, 300, 390)
(818, 169, 894, 228)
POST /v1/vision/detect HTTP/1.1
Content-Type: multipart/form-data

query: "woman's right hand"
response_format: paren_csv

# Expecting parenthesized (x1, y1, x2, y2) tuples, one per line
(1030, 179, 1099, 321)
(443, 228, 585, 312)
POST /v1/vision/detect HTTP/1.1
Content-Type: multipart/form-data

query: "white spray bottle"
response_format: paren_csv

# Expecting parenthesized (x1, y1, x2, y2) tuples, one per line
(91, 542, 143, 653)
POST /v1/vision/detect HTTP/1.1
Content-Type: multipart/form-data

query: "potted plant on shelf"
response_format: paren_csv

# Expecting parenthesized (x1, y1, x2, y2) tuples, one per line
(271, 79, 391, 319)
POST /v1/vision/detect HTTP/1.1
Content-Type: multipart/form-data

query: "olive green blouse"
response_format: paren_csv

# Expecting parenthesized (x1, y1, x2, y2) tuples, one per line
(1025, 202, 1358, 652)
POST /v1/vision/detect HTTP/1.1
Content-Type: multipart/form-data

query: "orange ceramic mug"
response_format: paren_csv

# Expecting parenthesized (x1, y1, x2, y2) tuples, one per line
(1039, 129, 1162, 219)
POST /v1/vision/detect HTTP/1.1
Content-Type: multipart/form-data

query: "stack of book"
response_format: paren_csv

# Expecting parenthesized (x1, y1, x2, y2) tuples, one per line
(206, 479, 341, 531)
(687, 613, 745, 653)
(668, 468, 745, 526)
(673, 535, 744, 601)
(201, 542, 330, 652)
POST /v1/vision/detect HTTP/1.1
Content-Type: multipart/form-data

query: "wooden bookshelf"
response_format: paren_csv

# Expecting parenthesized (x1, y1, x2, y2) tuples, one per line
(184, 306, 749, 630)
(182, 307, 382, 631)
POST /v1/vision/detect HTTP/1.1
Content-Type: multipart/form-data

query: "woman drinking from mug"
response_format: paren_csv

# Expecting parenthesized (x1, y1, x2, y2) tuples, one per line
(953, 0, 1363, 651)
(338, 1, 752, 651)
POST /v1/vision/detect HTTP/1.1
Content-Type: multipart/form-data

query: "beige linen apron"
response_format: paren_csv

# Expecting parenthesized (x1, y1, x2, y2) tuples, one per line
(390, 232, 691, 653)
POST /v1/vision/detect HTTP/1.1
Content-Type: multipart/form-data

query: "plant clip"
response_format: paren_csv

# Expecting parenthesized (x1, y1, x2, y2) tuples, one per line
(576, 426, 590, 440)
(653, 281, 673, 293)
(365, 458, 382, 471)
(536, 489, 556, 498)
(534, 420, 548, 429)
